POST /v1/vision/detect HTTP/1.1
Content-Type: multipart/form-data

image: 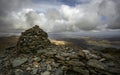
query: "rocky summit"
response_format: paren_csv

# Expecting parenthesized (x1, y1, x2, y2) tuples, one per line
(17, 25, 50, 53)
(0, 25, 120, 75)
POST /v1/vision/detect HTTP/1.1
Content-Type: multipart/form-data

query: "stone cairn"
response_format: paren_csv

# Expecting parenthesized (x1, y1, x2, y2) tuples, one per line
(16, 25, 50, 53)
(0, 25, 120, 75)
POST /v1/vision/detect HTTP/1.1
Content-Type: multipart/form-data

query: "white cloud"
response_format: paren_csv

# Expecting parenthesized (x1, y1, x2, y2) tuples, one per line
(7, 0, 119, 33)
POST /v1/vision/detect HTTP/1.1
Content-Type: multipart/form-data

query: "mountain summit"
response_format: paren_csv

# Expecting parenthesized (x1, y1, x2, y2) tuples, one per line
(17, 25, 50, 53)
(0, 25, 120, 75)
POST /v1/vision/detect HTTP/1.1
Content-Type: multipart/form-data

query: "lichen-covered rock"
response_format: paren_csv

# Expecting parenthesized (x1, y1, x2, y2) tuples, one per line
(16, 25, 50, 53)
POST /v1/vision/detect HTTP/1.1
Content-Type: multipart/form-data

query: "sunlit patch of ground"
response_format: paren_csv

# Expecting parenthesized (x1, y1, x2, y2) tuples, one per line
(0, 36, 72, 51)
(0, 36, 119, 56)
(50, 39, 71, 45)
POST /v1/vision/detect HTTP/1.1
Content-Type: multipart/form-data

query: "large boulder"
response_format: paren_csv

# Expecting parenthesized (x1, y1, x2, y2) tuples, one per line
(17, 25, 50, 53)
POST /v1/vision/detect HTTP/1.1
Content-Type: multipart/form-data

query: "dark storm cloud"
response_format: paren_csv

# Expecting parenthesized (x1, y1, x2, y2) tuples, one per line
(0, 0, 31, 15)
(0, 0, 31, 32)
(0, 0, 120, 35)
(108, 0, 120, 29)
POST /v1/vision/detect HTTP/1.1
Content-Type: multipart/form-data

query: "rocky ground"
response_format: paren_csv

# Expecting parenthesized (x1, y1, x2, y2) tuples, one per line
(0, 25, 120, 75)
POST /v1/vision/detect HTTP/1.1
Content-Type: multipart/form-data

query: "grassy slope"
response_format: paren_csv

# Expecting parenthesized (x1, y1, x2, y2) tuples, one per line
(0, 36, 19, 50)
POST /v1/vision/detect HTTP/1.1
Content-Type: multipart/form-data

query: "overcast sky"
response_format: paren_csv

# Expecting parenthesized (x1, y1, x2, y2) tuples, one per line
(0, 0, 120, 35)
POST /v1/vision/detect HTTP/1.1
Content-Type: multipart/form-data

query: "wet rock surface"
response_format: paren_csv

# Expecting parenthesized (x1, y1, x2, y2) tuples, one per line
(0, 25, 120, 75)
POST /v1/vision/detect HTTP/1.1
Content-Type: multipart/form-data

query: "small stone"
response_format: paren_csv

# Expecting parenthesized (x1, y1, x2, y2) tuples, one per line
(61, 66, 68, 71)
(0, 53, 6, 58)
(69, 54, 78, 59)
(41, 71, 50, 75)
(15, 69, 23, 75)
(51, 62, 59, 68)
(15, 69, 31, 75)
(102, 53, 114, 59)
(12, 57, 28, 67)
(33, 61, 39, 68)
(79, 50, 85, 57)
(31, 68, 38, 75)
(67, 60, 85, 67)
(83, 50, 100, 59)
(73, 67, 89, 75)
(47, 64, 52, 71)
(0, 60, 3, 70)
(55, 55, 65, 61)
(88, 68, 97, 74)
(46, 60, 52, 64)
(60, 53, 70, 57)
(108, 68, 120, 74)
(26, 67, 31, 71)
(40, 62, 47, 71)
(99, 58, 106, 62)
(45, 52, 56, 57)
(37, 50, 46, 54)
(55, 68, 63, 75)
(33, 57, 41, 62)
(66, 57, 70, 61)
(87, 59, 107, 70)
(106, 62, 115, 67)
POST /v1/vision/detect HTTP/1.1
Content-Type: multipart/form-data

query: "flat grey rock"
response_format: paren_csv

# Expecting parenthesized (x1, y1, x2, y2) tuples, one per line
(41, 71, 50, 75)
(12, 57, 28, 67)
(31, 68, 38, 75)
(55, 68, 63, 75)
(87, 59, 107, 70)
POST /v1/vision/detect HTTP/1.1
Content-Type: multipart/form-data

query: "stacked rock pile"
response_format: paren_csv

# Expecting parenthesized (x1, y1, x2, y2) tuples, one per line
(1, 45, 120, 75)
(0, 25, 120, 75)
(16, 25, 50, 53)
